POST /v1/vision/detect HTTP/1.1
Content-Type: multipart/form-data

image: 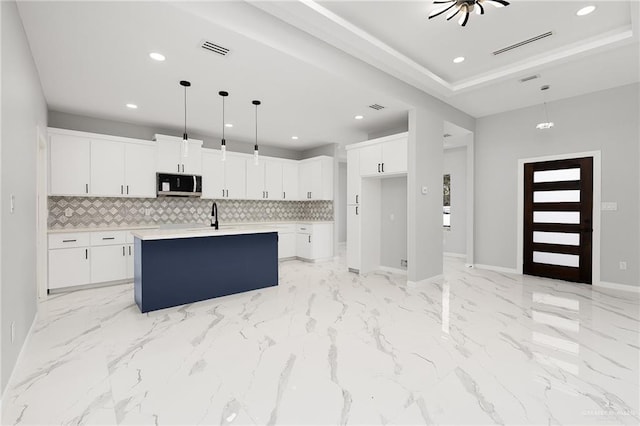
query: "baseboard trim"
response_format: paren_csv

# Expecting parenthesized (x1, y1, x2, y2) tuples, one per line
(407, 274, 444, 288)
(595, 281, 640, 293)
(444, 252, 466, 259)
(48, 279, 131, 294)
(2, 312, 38, 400)
(474, 264, 519, 274)
(379, 266, 408, 276)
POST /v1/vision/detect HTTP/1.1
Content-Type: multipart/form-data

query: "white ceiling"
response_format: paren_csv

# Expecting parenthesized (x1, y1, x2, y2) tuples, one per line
(16, 0, 640, 150)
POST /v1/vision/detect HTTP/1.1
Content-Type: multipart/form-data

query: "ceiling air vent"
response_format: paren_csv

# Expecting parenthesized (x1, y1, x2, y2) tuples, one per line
(493, 31, 553, 56)
(368, 104, 385, 110)
(519, 74, 541, 83)
(200, 40, 230, 56)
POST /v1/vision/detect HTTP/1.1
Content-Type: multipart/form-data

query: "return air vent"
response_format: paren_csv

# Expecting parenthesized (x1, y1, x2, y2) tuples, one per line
(200, 40, 230, 56)
(519, 74, 541, 83)
(368, 104, 385, 110)
(493, 32, 553, 56)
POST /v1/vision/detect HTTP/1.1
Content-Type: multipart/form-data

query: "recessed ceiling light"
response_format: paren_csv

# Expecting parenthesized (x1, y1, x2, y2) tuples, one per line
(291, 136, 299, 140)
(576, 5, 596, 16)
(225, 123, 233, 128)
(126, 103, 138, 109)
(453, 56, 465, 64)
(149, 52, 166, 61)
(354, 115, 364, 120)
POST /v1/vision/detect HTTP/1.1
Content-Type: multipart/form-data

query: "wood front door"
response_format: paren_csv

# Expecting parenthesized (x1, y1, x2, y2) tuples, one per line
(523, 157, 593, 284)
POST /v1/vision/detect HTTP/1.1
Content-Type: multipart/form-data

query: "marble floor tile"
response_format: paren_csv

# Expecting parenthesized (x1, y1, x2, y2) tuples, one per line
(2, 254, 639, 425)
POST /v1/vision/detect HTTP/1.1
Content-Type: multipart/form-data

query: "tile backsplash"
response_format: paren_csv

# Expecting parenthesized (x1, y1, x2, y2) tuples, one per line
(48, 197, 334, 229)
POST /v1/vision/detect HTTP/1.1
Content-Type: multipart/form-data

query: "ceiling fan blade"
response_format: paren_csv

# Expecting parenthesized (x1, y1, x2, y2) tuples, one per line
(446, 6, 461, 20)
(458, 6, 470, 26)
(429, 2, 457, 19)
(475, 3, 485, 14)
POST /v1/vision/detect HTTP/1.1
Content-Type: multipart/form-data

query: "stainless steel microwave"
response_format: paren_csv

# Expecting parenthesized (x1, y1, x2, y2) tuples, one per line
(156, 173, 202, 197)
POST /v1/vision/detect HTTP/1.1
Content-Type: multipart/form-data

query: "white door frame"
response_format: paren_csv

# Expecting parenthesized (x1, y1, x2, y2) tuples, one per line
(36, 126, 48, 299)
(516, 150, 601, 285)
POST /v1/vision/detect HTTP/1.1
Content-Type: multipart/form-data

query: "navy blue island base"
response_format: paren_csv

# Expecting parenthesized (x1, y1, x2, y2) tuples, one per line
(134, 232, 279, 313)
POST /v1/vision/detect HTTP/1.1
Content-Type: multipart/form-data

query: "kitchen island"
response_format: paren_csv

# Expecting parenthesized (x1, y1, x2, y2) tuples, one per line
(131, 227, 279, 313)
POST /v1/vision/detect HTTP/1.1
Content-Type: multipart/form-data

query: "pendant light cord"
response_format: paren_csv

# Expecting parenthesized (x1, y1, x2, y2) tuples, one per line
(255, 104, 258, 148)
(183, 85, 187, 139)
(222, 96, 225, 140)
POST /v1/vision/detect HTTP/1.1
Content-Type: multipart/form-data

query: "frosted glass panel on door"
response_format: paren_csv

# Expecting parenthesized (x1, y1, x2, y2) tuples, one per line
(533, 232, 580, 246)
(533, 211, 580, 224)
(534, 168, 580, 183)
(534, 190, 580, 203)
(533, 251, 580, 268)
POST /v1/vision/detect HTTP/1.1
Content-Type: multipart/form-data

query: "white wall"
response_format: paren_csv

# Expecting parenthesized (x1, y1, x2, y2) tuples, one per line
(475, 84, 639, 286)
(381, 176, 408, 269)
(1, 0, 47, 392)
(443, 146, 467, 256)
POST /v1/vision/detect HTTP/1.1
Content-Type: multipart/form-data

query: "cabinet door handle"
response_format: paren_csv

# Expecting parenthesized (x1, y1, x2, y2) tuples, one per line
(356, 206, 358, 215)
(222, 189, 225, 198)
(85, 183, 89, 194)
(85, 249, 88, 260)
(126, 185, 129, 195)
(62, 239, 76, 243)
(378, 163, 381, 173)
(178, 164, 180, 172)
(121, 185, 124, 194)
(226, 189, 229, 197)
(182, 164, 185, 173)
(355, 195, 358, 204)
(283, 192, 285, 199)
(308, 235, 311, 243)
(129, 246, 131, 256)
(123, 246, 125, 256)
(102, 237, 115, 240)
(266, 191, 268, 198)
(382, 163, 384, 173)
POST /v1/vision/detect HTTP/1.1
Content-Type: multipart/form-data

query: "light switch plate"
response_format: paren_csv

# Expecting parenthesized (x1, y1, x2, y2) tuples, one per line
(601, 202, 618, 211)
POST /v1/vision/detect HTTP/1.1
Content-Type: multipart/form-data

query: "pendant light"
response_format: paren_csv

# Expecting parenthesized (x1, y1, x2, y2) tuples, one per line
(219, 91, 229, 161)
(252, 100, 261, 165)
(536, 85, 555, 130)
(180, 80, 191, 157)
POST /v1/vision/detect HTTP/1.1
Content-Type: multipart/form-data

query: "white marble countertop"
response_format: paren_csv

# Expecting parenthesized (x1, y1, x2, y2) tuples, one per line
(130, 225, 280, 241)
(47, 221, 334, 234)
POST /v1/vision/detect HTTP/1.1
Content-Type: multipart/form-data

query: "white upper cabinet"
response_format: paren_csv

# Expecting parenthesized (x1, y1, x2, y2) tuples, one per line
(90, 138, 156, 198)
(124, 143, 156, 197)
(49, 133, 91, 196)
(155, 135, 202, 174)
(246, 161, 266, 199)
(282, 162, 299, 201)
(357, 134, 408, 176)
(264, 161, 283, 200)
(201, 149, 246, 200)
(347, 148, 360, 205)
(299, 156, 333, 200)
(90, 139, 125, 196)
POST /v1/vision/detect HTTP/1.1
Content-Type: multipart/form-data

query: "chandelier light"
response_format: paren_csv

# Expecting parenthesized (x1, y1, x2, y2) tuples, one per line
(536, 85, 555, 130)
(428, 0, 510, 27)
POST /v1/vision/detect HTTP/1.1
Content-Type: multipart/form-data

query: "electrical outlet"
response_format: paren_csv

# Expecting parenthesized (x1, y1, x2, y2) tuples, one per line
(10, 321, 15, 343)
(619, 261, 627, 270)
(64, 208, 73, 217)
(401, 259, 408, 268)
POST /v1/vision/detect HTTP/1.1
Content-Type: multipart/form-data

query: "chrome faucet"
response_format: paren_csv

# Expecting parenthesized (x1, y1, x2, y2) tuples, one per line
(211, 202, 219, 230)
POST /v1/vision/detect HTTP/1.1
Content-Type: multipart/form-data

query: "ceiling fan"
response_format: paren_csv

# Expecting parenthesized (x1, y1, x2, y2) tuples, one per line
(428, 0, 510, 27)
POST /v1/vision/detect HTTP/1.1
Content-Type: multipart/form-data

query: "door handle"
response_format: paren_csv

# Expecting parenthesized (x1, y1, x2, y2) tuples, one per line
(62, 239, 76, 243)
(356, 206, 358, 215)
(129, 246, 131, 256)
(85, 183, 89, 194)
(123, 246, 125, 256)
(121, 185, 124, 194)
(283, 192, 286, 199)
(266, 191, 268, 198)
(178, 164, 180, 172)
(126, 185, 129, 195)
(85, 249, 88, 259)
(382, 163, 384, 173)
(355, 195, 358, 204)
(308, 235, 311, 243)
(102, 237, 115, 240)
(377, 163, 380, 173)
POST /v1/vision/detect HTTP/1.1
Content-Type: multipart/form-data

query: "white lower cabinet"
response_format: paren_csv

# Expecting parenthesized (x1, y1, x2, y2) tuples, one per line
(48, 229, 141, 290)
(296, 223, 333, 261)
(48, 247, 91, 289)
(274, 224, 296, 259)
(347, 205, 360, 271)
(91, 245, 127, 283)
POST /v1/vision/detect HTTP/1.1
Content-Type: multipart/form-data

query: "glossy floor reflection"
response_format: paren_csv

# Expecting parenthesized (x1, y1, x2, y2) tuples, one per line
(3, 255, 639, 425)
